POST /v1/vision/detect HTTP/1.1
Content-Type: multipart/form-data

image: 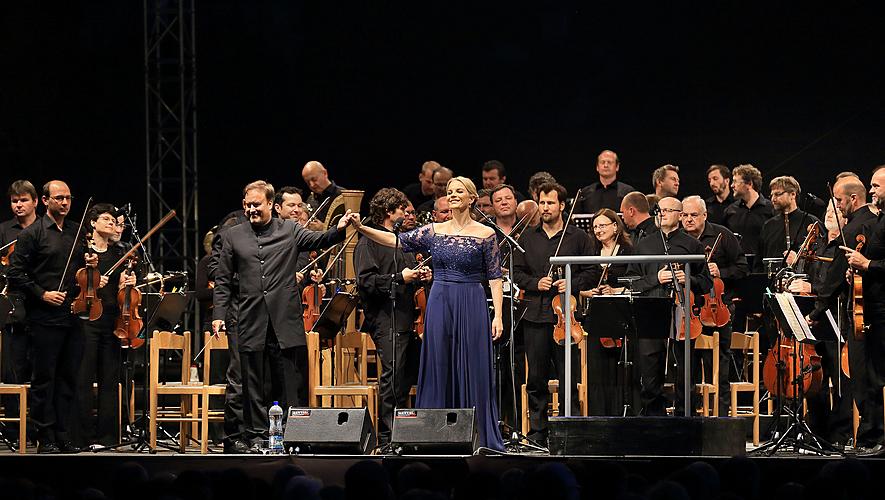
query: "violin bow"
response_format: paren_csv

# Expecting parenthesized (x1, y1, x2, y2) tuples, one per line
(105, 210, 176, 276)
(58, 196, 94, 291)
(303, 196, 332, 227)
(546, 190, 583, 277)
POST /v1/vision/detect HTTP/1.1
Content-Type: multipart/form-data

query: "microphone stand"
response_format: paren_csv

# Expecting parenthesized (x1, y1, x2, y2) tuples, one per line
(386, 218, 404, 453)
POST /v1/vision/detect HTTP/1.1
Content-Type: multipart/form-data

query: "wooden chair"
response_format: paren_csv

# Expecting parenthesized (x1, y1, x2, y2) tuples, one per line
(729, 331, 761, 445)
(307, 331, 377, 431)
(695, 331, 720, 416)
(149, 330, 212, 453)
(0, 383, 27, 454)
(521, 337, 587, 435)
(200, 331, 230, 453)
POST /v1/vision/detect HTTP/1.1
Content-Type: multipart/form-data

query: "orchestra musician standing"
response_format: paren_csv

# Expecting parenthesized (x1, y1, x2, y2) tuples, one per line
(353, 188, 428, 447)
(512, 182, 593, 444)
(756, 176, 821, 273)
(619, 191, 656, 244)
(680, 196, 748, 416)
(722, 164, 773, 262)
(302, 161, 346, 230)
(845, 166, 885, 456)
(577, 150, 635, 214)
(75, 203, 135, 448)
(7, 180, 103, 453)
(580, 208, 638, 416)
(0, 180, 39, 443)
(705, 165, 734, 226)
(627, 197, 713, 416)
(212, 181, 356, 452)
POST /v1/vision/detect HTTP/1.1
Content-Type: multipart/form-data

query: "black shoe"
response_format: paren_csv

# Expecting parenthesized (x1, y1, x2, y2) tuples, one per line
(856, 444, 885, 457)
(37, 441, 61, 454)
(57, 440, 81, 454)
(224, 439, 250, 454)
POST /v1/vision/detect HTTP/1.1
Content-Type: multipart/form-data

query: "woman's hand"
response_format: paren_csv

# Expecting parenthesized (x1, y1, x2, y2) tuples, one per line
(491, 316, 504, 340)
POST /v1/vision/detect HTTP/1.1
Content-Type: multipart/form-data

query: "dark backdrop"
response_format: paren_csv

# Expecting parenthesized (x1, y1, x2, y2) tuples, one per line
(3, 1, 884, 237)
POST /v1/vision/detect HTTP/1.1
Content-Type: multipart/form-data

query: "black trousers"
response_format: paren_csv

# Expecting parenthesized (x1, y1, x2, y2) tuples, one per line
(30, 321, 84, 443)
(222, 326, 244, 442)
(1, 322, 31, 432)
(76, 317, 122, 446)
(239, 323, 308, 442)
(368, 328, 420, 442)
(587, 338, 640, 416)
(805, 340, 853, 444)
(523, 320, 580, 436)
(856, 322, 885, 447)
(638, 338, 668, 415)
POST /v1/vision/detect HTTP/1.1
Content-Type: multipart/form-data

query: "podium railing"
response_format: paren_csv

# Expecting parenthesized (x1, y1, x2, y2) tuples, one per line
(549, 254, 706, 417)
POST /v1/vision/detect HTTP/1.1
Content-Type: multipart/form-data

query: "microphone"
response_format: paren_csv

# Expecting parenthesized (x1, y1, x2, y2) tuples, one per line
(802, 192, 826, 207)
(115, 203, 132, 217)
(392, 217, 405, 233)
(649, 203, 660, 216)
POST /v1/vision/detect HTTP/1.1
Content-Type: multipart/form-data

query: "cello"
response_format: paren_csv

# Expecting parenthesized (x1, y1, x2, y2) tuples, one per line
(114, 256, 144, 348)
(698, 234, 731, 328)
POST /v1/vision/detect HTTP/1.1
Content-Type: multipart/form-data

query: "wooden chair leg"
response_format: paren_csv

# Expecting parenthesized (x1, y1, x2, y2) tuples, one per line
(730, 389, 738, 417)
(179, 396, 189, 453)
(520, 384, 529, 436)
(18, 388, 27, 454)
(149, 390, 158, 451)
(201, 392, 209, 455)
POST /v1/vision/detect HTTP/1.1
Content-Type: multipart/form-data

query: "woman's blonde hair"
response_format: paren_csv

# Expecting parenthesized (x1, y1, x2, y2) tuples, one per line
(446, 176, 478, 205)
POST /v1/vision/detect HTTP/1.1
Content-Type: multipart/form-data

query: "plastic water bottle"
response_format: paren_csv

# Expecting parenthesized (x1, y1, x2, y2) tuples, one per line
(268, 401, 284, 453)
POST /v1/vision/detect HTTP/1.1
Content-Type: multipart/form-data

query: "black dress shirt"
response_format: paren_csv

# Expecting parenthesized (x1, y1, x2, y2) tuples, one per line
(92, 242, 130, 317)
(585, 243, 634, 288)
(722, 196, 774, 256)
(402, 183, 433, 209)
(860, 213, 885, 324)
(705, 193, 735, 226)
(7, 214, 85, 325)
(755, 208, 821, 272)
(629, 217, 657, 245)
(809, 206, 877, 321)
(354, 225, 419, 334)
(213, 218, 345, 351)
(627, 228, 713, 298)
(306, 181, 345, 224)
(577, 180, 636, 215)
(512, 224, 594, 324)
(691, 222, 748, 300)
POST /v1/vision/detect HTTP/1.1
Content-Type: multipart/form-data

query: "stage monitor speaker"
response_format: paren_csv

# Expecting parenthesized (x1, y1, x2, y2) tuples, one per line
(390, 408, 478, 454)
(283, 407, 375, 454)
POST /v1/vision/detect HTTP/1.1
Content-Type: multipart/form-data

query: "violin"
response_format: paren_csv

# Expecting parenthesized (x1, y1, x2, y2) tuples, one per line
(71, 235, 103, 321)
(302, 251, 323, 332)
(549, 191, 585, 346)
(852, 234, 866, 340)
(698, 234, 731, 328)
(762, 339, 823, 398)
(114, 256, 144, 348)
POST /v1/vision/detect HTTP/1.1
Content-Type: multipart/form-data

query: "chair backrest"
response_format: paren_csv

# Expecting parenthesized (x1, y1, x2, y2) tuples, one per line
(150, 330, 192, 385)
(334, 330, 369, 385)
(202, 331, 229, 385)
(694, 331, 720, 384)
(731, 331, 760, 386)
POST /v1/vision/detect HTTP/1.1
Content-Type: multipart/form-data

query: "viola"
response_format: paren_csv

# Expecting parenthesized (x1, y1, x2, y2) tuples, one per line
(762, 340, 823, 398)
(114, 256, 144, 348)
(71, 234, 103, 321)
(552, 292, 584, 345)
(841, 342, 850, 378)
(852, 234, 866, 340)
(0, 240, 15, 267)
(670, 263, 702, 340)
(302, 251, 323, 332)
(413, 253, 429, 339)
(698, 234, 731, 328)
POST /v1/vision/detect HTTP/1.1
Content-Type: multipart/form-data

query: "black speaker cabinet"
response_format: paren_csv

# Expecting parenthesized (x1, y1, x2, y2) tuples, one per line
(390, 408, 478, 454)
(283, 408, 376, 454)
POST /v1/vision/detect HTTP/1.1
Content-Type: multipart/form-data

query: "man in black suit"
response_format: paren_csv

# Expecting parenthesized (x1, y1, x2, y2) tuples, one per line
(212, 180, 357, 450)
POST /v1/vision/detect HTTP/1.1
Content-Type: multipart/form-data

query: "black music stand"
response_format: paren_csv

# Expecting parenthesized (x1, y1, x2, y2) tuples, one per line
(584, 295, 672, 416)
(751, 291, 840, 456)
(572, 214, 594, 234)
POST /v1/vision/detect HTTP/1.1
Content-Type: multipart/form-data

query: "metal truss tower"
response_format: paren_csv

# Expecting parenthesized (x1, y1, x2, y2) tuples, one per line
(144, 0, 199, 328)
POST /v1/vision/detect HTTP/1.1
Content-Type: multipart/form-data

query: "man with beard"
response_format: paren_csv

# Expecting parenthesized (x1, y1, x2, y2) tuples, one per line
(213, 180, 357, 452)
(723, 164, 774, 264)
(756, 176, 820, 273)
(705, 165, 734, 225)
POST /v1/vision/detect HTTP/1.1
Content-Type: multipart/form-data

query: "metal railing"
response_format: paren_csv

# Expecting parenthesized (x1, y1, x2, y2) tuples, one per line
(549, 254, 706, 417)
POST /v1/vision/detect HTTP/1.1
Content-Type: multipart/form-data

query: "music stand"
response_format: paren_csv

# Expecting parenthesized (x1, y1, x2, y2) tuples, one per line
(314, 291, 358, 342)
(751, 291, 839, 456)
(584, 295, 672, 416)
(572, 214, 594, 235)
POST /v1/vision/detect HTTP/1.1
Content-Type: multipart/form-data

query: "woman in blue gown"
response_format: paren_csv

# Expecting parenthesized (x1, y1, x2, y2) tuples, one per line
(353, 176, 505, 450)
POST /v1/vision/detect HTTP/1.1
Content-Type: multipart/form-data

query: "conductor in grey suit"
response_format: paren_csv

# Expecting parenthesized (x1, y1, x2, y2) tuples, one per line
(212, 180, 358, 449)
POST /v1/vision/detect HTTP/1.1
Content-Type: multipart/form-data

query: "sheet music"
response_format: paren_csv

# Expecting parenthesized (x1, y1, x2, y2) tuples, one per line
(824, 310, 844, 343)
(774, 293, 814, 342)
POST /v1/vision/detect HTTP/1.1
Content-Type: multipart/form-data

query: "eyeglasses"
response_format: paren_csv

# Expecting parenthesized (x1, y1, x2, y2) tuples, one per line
(49, 195, 73, 202)
(592, 222, 617, 230)
(770, 191, 786, 198)
(660, 208, 681, 214)
(404, 210, 415, 215)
